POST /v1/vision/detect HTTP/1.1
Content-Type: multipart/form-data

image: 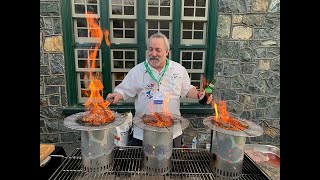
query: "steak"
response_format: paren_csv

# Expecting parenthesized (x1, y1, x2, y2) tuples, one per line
(142, 112, 173, 128)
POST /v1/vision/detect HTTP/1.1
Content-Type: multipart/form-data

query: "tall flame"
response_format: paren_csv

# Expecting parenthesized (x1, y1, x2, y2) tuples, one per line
(211, 100, 248, 131)
(162, 92, 172, 116)
(82, 11, 114, 125)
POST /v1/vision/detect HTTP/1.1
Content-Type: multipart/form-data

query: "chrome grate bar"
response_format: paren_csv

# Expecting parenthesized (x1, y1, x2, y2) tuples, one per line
(49, 147, 270, 180)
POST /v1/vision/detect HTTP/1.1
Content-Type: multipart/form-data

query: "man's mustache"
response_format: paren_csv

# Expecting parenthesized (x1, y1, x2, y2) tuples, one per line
(149, 56, 160, 61)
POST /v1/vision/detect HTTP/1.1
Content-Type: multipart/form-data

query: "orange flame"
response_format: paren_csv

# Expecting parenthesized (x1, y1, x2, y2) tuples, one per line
(146, 92, 173, 128)
(82, 11, 113, 125)
(211, 100, 248, 131)
(162, 92, 172, 116)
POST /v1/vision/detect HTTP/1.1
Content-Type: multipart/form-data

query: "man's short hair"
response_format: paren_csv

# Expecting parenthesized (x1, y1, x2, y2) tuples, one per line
(148, 32, 170, 50)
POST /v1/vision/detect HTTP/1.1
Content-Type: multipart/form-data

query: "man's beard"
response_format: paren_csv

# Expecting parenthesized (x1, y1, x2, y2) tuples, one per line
(148, 56, 161, 67)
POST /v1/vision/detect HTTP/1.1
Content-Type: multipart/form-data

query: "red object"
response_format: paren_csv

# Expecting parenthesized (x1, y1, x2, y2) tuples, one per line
(264, 153, 280, 167)
(197, 92, 203, 99)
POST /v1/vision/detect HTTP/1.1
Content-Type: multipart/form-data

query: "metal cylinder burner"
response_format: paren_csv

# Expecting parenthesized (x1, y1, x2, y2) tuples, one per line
(64, 111, 125, 174)
(133, 113, 189, 175)
(203, 116, 263, 179)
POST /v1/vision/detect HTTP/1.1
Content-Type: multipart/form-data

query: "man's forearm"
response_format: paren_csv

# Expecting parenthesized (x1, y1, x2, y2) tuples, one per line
(186, 88, 200, 99)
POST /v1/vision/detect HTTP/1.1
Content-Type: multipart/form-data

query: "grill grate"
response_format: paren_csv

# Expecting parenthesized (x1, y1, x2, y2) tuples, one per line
(49, 146, 270, 180)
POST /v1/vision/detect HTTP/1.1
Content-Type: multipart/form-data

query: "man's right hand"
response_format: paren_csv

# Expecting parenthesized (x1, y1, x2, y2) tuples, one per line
(106, 92, 123, 104)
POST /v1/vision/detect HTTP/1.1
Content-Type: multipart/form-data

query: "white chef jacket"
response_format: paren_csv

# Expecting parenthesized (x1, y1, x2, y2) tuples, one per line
(114, 59, 195, 140)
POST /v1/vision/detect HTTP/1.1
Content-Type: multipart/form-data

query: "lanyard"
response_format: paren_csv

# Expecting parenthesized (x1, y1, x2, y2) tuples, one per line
(144, 59, 169, 87)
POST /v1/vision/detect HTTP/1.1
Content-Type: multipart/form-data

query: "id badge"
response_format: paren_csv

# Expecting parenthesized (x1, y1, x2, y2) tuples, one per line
(153, 91, 164, 104)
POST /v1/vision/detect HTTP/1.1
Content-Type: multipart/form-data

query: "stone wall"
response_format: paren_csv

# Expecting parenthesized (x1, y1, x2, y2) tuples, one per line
(212, 0, 280, 148)
(40, 0, 280, 148)
(40, 0, 78, 143)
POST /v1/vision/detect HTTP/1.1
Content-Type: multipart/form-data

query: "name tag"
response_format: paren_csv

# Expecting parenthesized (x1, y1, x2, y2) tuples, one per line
(153, 91, 164, 104)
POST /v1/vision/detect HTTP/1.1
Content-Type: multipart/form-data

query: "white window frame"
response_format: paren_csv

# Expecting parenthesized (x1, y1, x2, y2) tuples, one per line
(109, 0, 137, 19)
(180, 50, 206, 73)
(73, 18, 104, 43)
(145, 0, 173, 20)
(181, 0, 208, 21)
(72, 0, 100, 18)
(145, 20, 172, 44)
(189, 73, 204, 91)
(180, 21, 207, 45)
(110, 20, 137, 44)
(110, 49, 137, 72)
(74, 48, 103, 72)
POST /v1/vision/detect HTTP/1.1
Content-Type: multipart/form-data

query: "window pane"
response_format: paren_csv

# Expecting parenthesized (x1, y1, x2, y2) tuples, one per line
(124, 6, 134, 15)
(161, 31, 169, 39)
(90, 60, 100, 68)
(78, 50, 88, 58)
(78, 60, 88, 68)
(194, 31, 203, 39)
(193, 52, 203, 60)
(148, 7, 158, 15)
(114, 72, 125, 80)
(114, 30, 123, 38)
(184, 8, 194, 16)
(77, 19, 87, 27)
(125, 30, 135, 38)
(160, 21, 169, 29)
(114, 61, 124, 68)
(182, 52, 192, 60)
(193, 62, 203, 69)
(196, 0, 206, 7)
(125, 51, 134, 59)
(125, 61, 135, 68)
(193, 31, 203, 39)
(113, 51, 123, 59)
(75, 5, 85, 14)
(80, 80, 89, 89)
(89, 50, 99, 58)
(160, 0, 170, 6)
(81, 90, 90, 97)
(195, 8, 205, 17)
(191, 73, 201, 80)
(75, 0, 85, 3)
(125, 20, 135, 28)
(182, 61, 191, 69)
(184, 0, 194, 6)
(160, 7, 170, 16)
(148, 0, 158, 5)
(112, 6, 122, 15)
(80, 72, 86, 79)
(87, 5, 98, 14)
(183, 22, 192, 29)
(113, 20, 123, 28)
(90, 29, 101, 38)
(194, 22, 204, 30)
(78, 29, 88, 37)
(148, 20, 158, 29)
(183, 31, 192, 39)
(148, 30, 158, 38)
(115, 81, 121, 86)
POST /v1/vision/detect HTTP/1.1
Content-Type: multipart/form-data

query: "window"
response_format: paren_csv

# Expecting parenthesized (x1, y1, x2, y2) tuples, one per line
(61, 0, 217, 106)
